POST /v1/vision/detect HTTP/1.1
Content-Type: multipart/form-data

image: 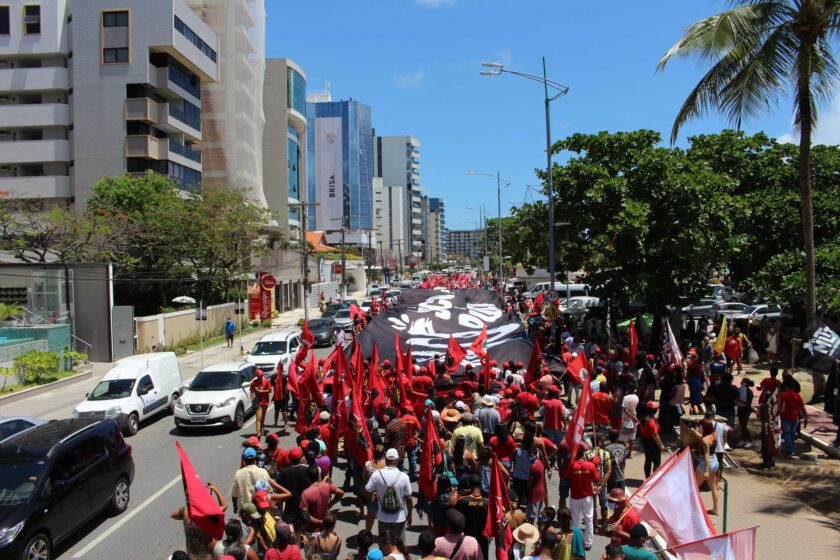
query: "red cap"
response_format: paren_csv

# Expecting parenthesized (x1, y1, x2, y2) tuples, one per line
(266, 433, 279, 442)
(453, 390, 465, 399)
(255, 489, 270, 509)
(548, 385, 560, 393)
(255, 369, 264, 377)
(382, 359, 391, 367)
(516, 362, 524, 368)
(300, 439, 310, 450)
(246, 436, 260, 447)
(420, 366, 429, 374)
(288, 447, 303, 461)
(646, 354, 655, 361)
(646, 401, 659, 410)
(464, 363, 473, 370)
(509, 384, 521, 395)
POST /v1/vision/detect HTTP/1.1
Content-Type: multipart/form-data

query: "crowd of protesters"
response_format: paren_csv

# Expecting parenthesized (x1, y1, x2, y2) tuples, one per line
(167, 281, 804, 560)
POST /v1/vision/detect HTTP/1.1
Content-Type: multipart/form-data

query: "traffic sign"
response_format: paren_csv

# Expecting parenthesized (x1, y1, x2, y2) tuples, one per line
(546, 290, 561, 303)
(260, 274, 277, 290)
(543, 305, 562, 320)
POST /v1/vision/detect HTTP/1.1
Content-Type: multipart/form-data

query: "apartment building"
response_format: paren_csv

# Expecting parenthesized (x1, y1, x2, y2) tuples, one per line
(446, 229, 483, 263)
(427, 197, 446, 264)
(372, 177, 408, 265)
(374, 134, 422, 262)
(0, 0, 218, 207)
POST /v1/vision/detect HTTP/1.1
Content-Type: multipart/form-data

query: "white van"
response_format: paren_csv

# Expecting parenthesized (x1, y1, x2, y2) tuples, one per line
(72, 352, 182, 436)
(524, 282, 590, 299)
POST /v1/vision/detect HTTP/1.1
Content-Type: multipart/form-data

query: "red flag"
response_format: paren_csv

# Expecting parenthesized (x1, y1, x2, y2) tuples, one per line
(484, 453, 513, 560)
(328, 348, 350, 463)
(469, 325, 488, 360)
(419, 408, 444, 500)
(296, 352, 324, 434)
(445, 335, 467, 372)
(671, 526, 756, 559)
(564, 376, 592, 461)
(293, 344, 308, 368)
(403, 343, 414, 385)
(345, 381, 374, 466)
(287, 363, 300, 396)
(176, 442, 224, 540)
(533, 291, 544, 312)
(369, 355, 390, 415)
(628, 319, 638, 367)
(394, 331, 405, 375)
(524, 338, 542, 386)
(566, 352, 589, 385)
(371, 297, 379, 314)
(301, 320, 315, 348)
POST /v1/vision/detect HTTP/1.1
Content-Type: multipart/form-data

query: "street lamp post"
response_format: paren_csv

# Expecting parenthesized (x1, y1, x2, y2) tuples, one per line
(480, 58, 569, 291)
(467, 172, 510, 285)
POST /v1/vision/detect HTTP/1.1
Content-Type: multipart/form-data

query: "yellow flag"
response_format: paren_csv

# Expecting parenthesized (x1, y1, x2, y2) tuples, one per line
(712, 315, 727, 353)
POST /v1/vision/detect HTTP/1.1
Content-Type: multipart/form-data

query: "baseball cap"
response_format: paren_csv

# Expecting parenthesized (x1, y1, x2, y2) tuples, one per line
(646, 401, 659, 410)
(243, 448, 257, 459)
(254, 489, 270, 509)
(320, 411, 331, 422)
(246, 436, 260, 447)
(288, 447, 303, 461)
(266, 433, 279, 443)
(367, 550, 384, 560)
(431, 410, 440, 420)
(240, 502, 260, 520)
(454, 400, 465, 411)
(385, 448, 399, 460)
(255, 369, 264, 377)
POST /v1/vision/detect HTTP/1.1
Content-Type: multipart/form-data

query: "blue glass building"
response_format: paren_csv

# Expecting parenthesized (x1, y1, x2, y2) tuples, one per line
(306, 99, 374, 231)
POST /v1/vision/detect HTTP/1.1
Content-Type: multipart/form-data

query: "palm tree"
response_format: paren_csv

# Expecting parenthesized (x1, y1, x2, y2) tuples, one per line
(658, 0, 840, 328)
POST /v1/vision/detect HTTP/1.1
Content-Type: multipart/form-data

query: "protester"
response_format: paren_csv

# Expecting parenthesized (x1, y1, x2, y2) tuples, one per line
(779, 377, 808, 458)
(364, 448, 413, 540)
(433, 509, 484, 560)
(638, 402, 665, 479)
(620, 524, 656, 560)
(250, 369, 272, 437)
(568, 445, 600, 550)
(171, 481, 226, 560)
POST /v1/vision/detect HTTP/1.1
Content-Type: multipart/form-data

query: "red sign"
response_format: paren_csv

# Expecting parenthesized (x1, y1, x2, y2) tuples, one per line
(334, 263, 343, 274)
(249, 296, 262, 320)
(260, 274, 277, 290)
(261, 287, 271, 320)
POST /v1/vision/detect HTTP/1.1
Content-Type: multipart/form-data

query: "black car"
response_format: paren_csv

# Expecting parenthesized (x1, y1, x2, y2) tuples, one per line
(308, 318, 338, 347)
(0, 418, 135, 560)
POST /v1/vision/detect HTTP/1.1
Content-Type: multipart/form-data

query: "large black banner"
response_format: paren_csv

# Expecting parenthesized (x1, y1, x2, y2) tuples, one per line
(797, 322, 840, 374)
(357, 289, 563, 374)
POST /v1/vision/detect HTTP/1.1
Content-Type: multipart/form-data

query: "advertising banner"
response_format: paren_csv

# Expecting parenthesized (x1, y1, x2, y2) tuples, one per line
(315, 116, 344, 228)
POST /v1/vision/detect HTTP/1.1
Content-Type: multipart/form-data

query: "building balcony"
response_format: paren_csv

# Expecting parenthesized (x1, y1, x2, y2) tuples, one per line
(125, 97, 160, 123)
(125, 135, 165, 159)
(0, 67, 69, 93)
(149, 64, 201, 105)
(166, 104, 202, 140)
(0, 175, 70, 199)
(0, 140, 69, 165)
(0, 103, 70, 128)
(168, 140, 201, 164)
(412, 218, 421, 225)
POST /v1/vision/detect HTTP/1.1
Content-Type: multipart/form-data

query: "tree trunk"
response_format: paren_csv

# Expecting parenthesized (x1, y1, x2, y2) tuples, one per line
(798, 44, 818, 329)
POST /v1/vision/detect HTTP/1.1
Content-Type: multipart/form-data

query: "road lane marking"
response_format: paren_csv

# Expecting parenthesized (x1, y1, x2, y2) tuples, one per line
(70, 475, 181, 559)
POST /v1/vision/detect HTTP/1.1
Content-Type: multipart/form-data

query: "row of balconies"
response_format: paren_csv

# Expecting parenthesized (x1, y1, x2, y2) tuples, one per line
(124, 97, 201, 141)
(124, 135, 201, 168)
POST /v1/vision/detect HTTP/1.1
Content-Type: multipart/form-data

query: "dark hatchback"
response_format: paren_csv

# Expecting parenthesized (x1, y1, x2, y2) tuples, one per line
(0, 418, 134, 560)
(308, 318, 338, 347)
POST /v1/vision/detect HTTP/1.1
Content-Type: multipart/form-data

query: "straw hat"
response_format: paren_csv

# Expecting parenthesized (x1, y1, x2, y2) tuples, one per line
(512, 523, 539, 547)
(441, 408, 462, 423)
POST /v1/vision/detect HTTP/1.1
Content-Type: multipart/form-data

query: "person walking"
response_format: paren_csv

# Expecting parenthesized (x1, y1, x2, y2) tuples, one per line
(736, 378, 755, 448)
(779, 378, 808, 458)
(300, 465, 344, 531)
(230, 448, 271, 511)
(364, 448, 413, 541)
(638, 402, 666, 479)
(433, 509, 484, 560)
(170, 481, 226, 560)
(455, 474, 489, 560)
(225, 317, 236, 348)
(568, 445, 600, 550)
(250, 369, 272, 437)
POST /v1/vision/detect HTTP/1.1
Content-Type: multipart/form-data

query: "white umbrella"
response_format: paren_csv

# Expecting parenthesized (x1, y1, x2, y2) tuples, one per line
(172, 295, 197, 304)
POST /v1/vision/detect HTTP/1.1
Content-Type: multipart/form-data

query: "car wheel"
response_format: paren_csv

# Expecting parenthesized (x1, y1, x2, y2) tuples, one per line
(109, 476, 130, 514)
(169, 393, 180, 414)
(125, 412, 139, 436)
(20, 532, 51, 560)
(233, 404, 245, 429)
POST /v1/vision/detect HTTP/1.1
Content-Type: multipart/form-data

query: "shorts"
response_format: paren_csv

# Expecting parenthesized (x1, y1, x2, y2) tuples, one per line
(525, 499, 541, 519)
(594, 484, 608, 508)
(696, 454, 720, 474)
(619, 425, 636, 442)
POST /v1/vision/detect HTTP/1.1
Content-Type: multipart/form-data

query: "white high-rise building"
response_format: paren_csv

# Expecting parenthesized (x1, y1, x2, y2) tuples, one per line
(187, 0, 266, 206)
(372, 178, 407, 265)
(0, 0, 218, 207)
(374, 135, 422, 263)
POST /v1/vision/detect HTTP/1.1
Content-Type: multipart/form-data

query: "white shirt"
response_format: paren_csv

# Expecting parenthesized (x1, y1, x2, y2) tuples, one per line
(712, 421, 731, 453)
(364, 465, 411, 522)
(621, 394, 639, 429)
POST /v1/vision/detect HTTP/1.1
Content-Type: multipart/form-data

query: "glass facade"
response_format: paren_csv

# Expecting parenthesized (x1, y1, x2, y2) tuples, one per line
(288, 68, 306, 115)
(305, 100, 374, 231)
(288, 126, 300, 223)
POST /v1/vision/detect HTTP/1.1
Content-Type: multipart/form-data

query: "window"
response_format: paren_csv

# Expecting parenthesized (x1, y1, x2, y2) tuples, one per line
(103, 47, 129, 63)
(23, 4, 39, 35)
(0, 7, 10, 35)
(173, 15, 216, 62)
(102, 10, 128, 27)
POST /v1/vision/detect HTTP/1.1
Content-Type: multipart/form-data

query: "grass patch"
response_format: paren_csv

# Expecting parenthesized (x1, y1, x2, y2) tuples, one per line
(182, 325, 269, 353)
(0, 369, 81, 395)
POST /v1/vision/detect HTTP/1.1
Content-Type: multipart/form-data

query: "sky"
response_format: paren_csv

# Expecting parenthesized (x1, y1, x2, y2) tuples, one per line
(265, 0, 840, 228)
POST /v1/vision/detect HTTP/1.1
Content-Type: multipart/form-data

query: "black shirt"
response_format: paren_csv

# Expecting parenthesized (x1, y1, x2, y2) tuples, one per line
(276, 464, 309, 516)
(456, 495, 488, 539)
(713, 383, 740, 415)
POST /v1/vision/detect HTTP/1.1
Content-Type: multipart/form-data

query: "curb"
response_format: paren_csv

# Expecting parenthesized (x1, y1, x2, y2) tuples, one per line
(0, 369, 94, 405)
(799, 431, 840, 460)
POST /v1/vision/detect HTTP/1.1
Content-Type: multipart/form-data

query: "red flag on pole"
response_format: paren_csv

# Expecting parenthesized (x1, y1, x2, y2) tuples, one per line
(345, 382, 374, 466)
(419, 408, 443, 500)
(403, 343, 414, 385)
(484, 453, 513, 560)
(482, 352, 491, 391)
(524, 338, 542, 386)
(469, 325, 488, 360)
(628, 319, 638, 367)
(566, 352, 589, 385)
(394, 332, 405, 376)
(328, 348, 350, 463)
(286, 362, 300, 397)
(533, 292, 544, 312)
(445, 335, 467, 372)
(296, 352, 324, 434)
(176, 442, 224, 540)
(301, 320, 315, 348)
(564, 375, 592, 461)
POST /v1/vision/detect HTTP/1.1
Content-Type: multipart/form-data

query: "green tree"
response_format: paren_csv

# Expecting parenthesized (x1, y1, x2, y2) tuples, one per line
(658, 0, 840, 328)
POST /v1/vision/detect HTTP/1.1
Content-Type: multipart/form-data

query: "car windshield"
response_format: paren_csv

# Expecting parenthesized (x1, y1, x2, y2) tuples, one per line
(743, 305, 759, 314)
(189, 371, 239, 391)
(88, 379, 135, 401)
(335, 310, 351, 319)
(251, 341, 287, 355)
(309, 319, 332, 329)
(0, 453, 44, 505)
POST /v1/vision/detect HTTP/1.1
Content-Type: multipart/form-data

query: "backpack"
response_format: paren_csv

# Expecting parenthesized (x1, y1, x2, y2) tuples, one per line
(379, 471, 403, 514)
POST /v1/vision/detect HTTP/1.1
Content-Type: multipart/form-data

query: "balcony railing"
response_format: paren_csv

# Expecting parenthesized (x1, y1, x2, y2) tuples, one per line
(168, 104, 201, 131)
(169, 141, 201, 163)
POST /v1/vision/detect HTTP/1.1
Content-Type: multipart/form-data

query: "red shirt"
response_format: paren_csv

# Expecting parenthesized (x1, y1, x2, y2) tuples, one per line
(591, 392, 612, 425)
(779, 390, 804, 421)
(640, 418, 659, 439)
(542, 398, 566, 430)
(489, 435, 517, 461)
(265, 545, 303, 560)
(412, 375, 434, 393)
(611, 508, 641, 545)
(273, 374, 284, 402)
(515, 391, 540, 417)
(250, 377, 272, 406)
(759, 377, 782, 394)
(527, 458, 546, 503)
(299, 481, 337, 528)
(318, 423, 332, 444)
(402, 413, 420, 446)
(724, 336, 741, 359)
(569, 459, 600, 499)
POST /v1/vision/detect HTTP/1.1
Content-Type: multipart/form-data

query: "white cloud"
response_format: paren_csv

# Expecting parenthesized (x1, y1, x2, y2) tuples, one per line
(393, 69, 426, 90)
(778, 97, 840, 146)
(415, 0, 458, 6)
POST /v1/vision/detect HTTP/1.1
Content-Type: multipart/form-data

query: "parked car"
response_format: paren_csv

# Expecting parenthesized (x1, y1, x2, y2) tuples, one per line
(333, 308, 354, 331)
(733, 304, 791, 323)
(72, 352, 183, 436)
(359, 301, 374, 318)
(681, 298, 718, 317)
(560, 296, 601, 313)
(708, 283, 743, 302)
(522, 283, 590, 299)
(0, 418, 134, 560)
(0, 416, 46, 444)
(245, 331, 300, 377)
(322, 302, 347, 318)
(173, 362, 256, 430)
(308, 318, 338, 347)
(713, 301, 751, 319)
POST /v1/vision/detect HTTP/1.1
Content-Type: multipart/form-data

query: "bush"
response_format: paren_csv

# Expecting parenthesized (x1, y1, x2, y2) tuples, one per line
(14, 350, 62, 384)
(63, 345, 88, 370)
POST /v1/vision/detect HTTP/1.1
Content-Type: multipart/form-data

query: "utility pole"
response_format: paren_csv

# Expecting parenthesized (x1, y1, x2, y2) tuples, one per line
(290, 201, 319, 322)
(340, 217, 347, 298)
(496, 170, 503, 284)
(364, 228, 373, 293)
